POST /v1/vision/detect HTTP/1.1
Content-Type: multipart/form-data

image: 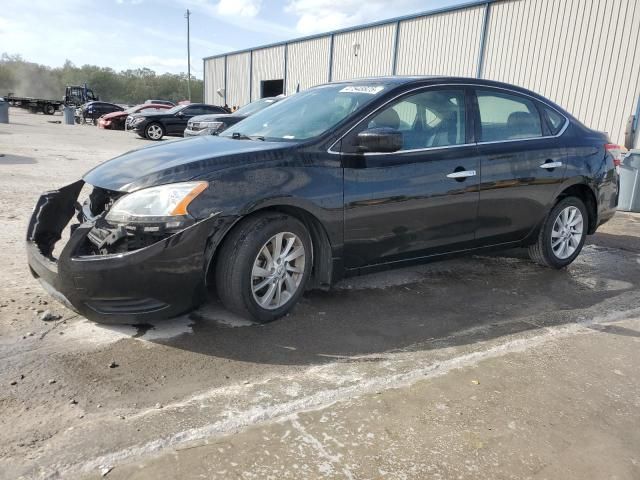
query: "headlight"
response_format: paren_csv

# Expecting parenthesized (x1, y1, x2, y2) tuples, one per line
(105, 181, 208, 226)
(201, 121, 224, 131)
(132, 117, 146, 124)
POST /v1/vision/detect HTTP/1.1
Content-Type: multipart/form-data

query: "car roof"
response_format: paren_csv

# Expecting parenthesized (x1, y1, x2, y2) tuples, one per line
(137, 103, 171, 108)
(319, 76, 570, 115)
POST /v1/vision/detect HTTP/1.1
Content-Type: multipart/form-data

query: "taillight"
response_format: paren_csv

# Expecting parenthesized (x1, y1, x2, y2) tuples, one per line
(605, 143, 623, 167)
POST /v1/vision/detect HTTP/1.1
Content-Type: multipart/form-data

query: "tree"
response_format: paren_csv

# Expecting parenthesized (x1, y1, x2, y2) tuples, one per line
(0, 53, 204, 104)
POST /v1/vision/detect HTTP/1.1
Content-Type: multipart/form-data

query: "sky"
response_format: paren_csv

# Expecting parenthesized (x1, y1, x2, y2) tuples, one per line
(0, 0, 469, 77)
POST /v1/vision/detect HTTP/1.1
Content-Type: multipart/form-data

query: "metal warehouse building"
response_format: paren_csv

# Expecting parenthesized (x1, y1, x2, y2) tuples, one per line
(204, 0, 640, 144)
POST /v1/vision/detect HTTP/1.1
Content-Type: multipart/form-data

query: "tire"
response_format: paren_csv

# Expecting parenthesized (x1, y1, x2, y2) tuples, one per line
(145, 122, 164, 140)
(215, 213, 312, 323)
(528, 196, 588, 269)
(44, 104, 56, 115)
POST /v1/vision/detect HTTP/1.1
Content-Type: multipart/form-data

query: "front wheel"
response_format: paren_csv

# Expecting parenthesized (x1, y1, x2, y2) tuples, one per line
(44, 104, 56, 115)
(214, 213, 312, 323)
(145, 123, 164, 140)
(528, 196, 588, 268)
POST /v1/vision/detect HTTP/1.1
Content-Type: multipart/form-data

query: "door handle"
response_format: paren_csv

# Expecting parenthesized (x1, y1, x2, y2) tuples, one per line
(446, 170, 477, 179)
(540, 161, 563, 169)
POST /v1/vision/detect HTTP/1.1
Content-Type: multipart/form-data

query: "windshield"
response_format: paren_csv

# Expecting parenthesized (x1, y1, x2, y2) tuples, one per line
(165, 105, 187, 115)
(233, 98, 278, 117)
(220, 84, 386, 141)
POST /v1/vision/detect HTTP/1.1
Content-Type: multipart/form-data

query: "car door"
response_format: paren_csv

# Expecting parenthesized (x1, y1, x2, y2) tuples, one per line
(342, 87, 482, 268)
(473, 88, 568, 245)
(167, 106, 201, 134)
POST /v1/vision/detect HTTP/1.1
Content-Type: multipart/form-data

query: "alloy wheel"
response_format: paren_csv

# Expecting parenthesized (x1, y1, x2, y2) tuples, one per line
(146, 124, 163, 140)
(251, 232, 306, 310)
(551, 206, 583, 259)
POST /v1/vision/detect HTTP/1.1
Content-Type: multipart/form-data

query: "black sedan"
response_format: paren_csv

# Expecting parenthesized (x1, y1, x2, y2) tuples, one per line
(26, 76, 620, 324)
(76, 101, 124, 125)
(127, 103, 228, 140)
(184, 97, 280, 137)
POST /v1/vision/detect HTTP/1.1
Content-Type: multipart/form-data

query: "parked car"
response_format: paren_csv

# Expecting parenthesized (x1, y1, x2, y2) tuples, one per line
(184, 97, 280, 137)
(76, 101, 124, 125)
(145, 99, 175, 107)
(98, 104, 172, 130)
(26, 76, 620, 325)
(127, 103, 228, 140)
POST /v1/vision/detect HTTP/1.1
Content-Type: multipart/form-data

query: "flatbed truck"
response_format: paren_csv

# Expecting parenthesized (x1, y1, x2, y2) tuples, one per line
(2, 84, 98, 115)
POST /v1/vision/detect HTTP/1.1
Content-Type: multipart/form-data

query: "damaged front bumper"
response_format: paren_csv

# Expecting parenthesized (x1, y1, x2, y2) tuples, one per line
(26, 180, 234, 324)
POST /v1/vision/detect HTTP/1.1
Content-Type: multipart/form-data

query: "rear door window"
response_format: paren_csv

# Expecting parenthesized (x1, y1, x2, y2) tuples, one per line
(476, 90, 542, 142)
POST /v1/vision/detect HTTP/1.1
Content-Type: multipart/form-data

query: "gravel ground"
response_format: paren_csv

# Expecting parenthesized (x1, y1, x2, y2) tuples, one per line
(1, 109, 639, 479)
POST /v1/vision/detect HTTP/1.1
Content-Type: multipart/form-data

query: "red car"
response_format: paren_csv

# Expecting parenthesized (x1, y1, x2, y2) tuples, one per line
(98, 104, 172, 130)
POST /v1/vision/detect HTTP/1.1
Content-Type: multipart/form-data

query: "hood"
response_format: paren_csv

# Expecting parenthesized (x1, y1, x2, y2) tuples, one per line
(129, 110, 170, 119)
(189, 113, 236, 123)
(83, 136, 293, 192)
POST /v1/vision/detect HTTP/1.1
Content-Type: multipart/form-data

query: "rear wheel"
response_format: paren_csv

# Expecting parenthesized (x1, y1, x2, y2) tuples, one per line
(528, 196, 588, 268)
(44, 104, 56, 115)
(214, 213, 312, 323)
(145, 122, 164, 140)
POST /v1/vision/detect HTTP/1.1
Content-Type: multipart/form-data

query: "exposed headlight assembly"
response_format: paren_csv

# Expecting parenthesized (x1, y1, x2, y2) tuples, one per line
(132, 117, 146, 124)
(105, 181, 208, 228)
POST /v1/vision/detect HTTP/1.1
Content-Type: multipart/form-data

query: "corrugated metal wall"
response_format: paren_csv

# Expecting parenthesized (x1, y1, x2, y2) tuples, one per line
(395, 5, 485, 77)
(225, 52, 251, 107)
(204, 57, 226, 106)
(204, 0, 640, 143)
(286, 37, 331, 95)
(331, 24, 395, 81)
(251, 46, 285, 100)
(482, 0, 640, 144)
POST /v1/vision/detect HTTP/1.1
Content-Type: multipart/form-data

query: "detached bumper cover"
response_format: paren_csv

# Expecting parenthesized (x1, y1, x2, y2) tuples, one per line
(26, 181, 234, 324)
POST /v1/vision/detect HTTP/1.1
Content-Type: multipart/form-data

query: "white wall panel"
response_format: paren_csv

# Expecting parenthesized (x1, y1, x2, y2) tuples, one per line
(396, 5, 485, 77)
(286, 36, 331, 94)
(331, 24, 395, 81)
(204, 57, 225, 105)
(251, 46, 285, 100)
(207, 0, 640, 143)
(482, 0, 640, 143)
(225, 52, 251, 107)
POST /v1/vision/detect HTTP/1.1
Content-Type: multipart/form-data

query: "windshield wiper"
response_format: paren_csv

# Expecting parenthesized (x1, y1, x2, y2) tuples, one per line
(231, 132, 264, 141)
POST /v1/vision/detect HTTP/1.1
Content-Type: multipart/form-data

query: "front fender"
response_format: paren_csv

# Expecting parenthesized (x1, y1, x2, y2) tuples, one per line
(189, 163, 344, 248)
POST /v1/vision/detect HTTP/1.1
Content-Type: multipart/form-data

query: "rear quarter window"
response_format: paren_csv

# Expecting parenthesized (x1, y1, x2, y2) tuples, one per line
(544, 107, 566, 135)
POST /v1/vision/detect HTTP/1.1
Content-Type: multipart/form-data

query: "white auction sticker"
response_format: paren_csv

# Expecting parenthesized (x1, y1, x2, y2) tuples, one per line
(339, 86, 385, 95)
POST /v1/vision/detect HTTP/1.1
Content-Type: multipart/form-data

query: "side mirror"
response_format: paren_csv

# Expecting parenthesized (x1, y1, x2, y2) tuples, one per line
(356, 127, 403, 153)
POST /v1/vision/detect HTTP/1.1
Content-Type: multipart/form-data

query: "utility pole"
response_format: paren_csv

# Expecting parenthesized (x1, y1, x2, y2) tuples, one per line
(185, 9, 191, 102)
